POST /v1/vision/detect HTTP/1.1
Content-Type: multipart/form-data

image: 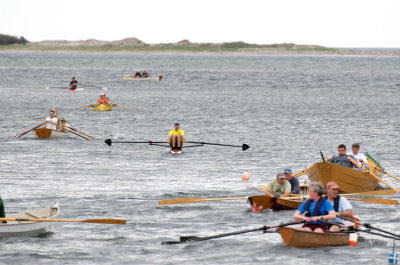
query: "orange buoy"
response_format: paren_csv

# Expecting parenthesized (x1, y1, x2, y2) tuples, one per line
(241, 172, 250, 181)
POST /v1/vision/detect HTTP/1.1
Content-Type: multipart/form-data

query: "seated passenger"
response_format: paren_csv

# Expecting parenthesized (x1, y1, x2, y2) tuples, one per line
(135, 71, 142, 77)
(326, 144, 358, 169)
(348, 143, 368, 168)
(284, 168, 300, 194)
(264, 173, 291, 198)
(142, 70, 149, 77)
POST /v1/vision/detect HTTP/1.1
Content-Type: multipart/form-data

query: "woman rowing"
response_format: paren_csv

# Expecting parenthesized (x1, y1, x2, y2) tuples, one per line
(293, 182, 336, 233)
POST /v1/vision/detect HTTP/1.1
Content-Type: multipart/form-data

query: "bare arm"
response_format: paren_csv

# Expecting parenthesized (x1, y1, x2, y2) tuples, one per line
(167, 135, 171, 144)
(264, 190, 274, 197)
(293, 210, 309, 222)
(337, 209, 353, 219)
(311, 210, 336, 222)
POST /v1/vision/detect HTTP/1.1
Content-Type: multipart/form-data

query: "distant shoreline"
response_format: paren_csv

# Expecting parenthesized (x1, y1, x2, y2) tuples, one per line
(0, 48, 399, 57)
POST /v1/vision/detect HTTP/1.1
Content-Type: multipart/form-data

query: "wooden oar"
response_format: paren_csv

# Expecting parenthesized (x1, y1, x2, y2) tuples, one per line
(362, 160, 400, 182)
(293, 170, 307, 178)
(187, 141, 249, 151)
(65, 129, 90, 141)
(68, 105, 93, 111)
(104, 139, 165, 146)
(162, 220, 304, 245)
(346, 198, 398, 205)
(349, 158, 399, 192)
(158, 197, 247, 205)
(0, 217, 126, 224)
(14, 122, 46, 137)
(58, 123, 95, 139)
(341, 190, 397, 196)
(111, 103, 131, 110)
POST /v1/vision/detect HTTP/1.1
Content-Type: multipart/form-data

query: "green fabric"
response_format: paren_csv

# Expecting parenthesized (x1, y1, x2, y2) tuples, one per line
(0, 197, 5, 218)
(365, 152, 383, 169)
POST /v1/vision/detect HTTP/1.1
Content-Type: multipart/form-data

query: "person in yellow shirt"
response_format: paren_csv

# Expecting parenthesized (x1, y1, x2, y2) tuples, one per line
(167, 122, 186, 151)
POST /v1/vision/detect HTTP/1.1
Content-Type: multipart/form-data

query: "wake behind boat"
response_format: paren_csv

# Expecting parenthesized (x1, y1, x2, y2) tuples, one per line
(0, 204, 59, 238)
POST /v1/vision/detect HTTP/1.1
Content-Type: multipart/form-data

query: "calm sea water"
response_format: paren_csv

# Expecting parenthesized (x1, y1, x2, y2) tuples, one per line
(0, 52, 400, 264)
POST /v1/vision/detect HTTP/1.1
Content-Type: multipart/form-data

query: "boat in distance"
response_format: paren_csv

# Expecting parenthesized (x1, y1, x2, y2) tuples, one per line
(278, 227, 350, 248)
(93, 104, 113, 111)
(35, 128, 70, 138)
(121, 75, 162, 82)
(0, 204, 59, 238)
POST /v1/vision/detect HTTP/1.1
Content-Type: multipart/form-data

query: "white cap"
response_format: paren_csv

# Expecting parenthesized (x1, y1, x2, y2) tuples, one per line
(100, 92, 105, 96)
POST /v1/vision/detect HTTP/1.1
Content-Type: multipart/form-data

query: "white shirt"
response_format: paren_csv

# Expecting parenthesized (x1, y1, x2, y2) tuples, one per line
(347, 152, 368, 166)
(46, 117, 58, 130)
(328, 196, 353, 224)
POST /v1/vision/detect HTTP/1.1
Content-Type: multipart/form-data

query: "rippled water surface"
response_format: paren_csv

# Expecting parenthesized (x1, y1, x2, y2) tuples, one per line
(1, 52, 400, 264)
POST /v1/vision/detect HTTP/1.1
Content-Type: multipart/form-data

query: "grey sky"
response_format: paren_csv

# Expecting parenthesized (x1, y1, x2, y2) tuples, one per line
(1, 0, 399, 47)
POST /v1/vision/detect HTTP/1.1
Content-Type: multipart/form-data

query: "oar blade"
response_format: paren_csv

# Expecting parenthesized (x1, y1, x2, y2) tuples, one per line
(105, 139, 112, 146)
(82, 218, 126, 224)
(347, 198, 398, 205)
(343, 190, 398, 196)
(242, 144, 250, 151)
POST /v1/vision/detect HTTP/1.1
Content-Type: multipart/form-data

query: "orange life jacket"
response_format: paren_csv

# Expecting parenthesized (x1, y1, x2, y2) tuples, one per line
(97, 98, 109, 104)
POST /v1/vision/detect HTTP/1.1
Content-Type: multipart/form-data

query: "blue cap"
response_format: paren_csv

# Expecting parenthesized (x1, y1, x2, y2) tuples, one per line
(174, 122, 180, 125)
(284, 168, 292, 173)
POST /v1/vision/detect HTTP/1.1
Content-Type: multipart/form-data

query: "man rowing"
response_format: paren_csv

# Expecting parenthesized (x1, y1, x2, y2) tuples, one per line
(264, 173, 291, 197)
(69, 76, 78, 90)
(167, 122, 186, 151)
(349, 143, 368, 168)
(325, 181, 354, 232)
(284, 168, 300, 194)
(93, 92, 111, 107)
(326, 144, 358, 169)
(293, 182, 336, 233)
(45, 110, 58, 130)
(142, 70, 149, 77)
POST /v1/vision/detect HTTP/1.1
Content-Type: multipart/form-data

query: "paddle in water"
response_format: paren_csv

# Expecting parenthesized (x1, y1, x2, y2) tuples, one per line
(162, 220, 305, 244)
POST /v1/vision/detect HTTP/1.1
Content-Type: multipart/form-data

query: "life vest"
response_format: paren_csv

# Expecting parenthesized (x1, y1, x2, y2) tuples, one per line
(98, 98, 109, 104)
(304, 197, 326, 217)
(333, 195, 341, 212)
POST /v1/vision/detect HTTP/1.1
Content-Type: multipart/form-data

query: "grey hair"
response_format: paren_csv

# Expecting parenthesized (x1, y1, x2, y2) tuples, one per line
(309, 182, 324, 196)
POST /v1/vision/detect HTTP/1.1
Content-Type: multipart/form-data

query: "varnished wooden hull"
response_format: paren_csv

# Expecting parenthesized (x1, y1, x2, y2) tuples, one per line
(35, 128, 70, 138)
(93, 104, 113, 111)
(247, 196, 303, 211)
(307, 162, 380, 193)
(278, 227, 349, 248)
(121, 75, 162, 81)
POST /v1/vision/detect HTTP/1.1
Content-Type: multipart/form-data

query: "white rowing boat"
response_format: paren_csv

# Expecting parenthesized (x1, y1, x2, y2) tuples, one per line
(171, 149, 183, 154)
(121, 75, 163, 82)
(0, 204, 59, 237)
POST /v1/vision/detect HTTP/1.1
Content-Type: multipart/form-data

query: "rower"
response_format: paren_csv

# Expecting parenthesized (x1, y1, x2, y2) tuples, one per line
(263, 173, 291, 198)
(284, 168, 300, 194)
(167, 122, 186, 151)
(326, 144, 358, 169)
(326, 182, 354, 232)
(293, 182, 336, 233)
(45, 110, 58, 130)
(349, 143, 368, 168)
(142, 70, 149, 77)
(69, 76, 78, 90)
(135, 70, 142, 77)
(93, 92, 111, 107)
(0, 195, 5, 223)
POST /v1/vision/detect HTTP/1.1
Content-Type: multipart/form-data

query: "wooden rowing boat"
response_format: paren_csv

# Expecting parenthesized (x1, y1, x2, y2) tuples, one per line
(306, 162, 381, 193)
(278, 227, 349, 248)
(247, 196, 303, 211)
(35, 128, 70, 138)
(0, 204, 59, 237)
(93, 104, 113, 111)
(121, 75, 162, 82)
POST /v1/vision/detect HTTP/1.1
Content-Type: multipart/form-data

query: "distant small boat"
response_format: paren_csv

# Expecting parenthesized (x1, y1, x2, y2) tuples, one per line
(93, 104, 113, 111)
(68, 88, 85, 92)
(0, 204, 59, 238)
(278, 227, 350, 248)
(35, 128, 70, 138)
(121, 75, 162, 82)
